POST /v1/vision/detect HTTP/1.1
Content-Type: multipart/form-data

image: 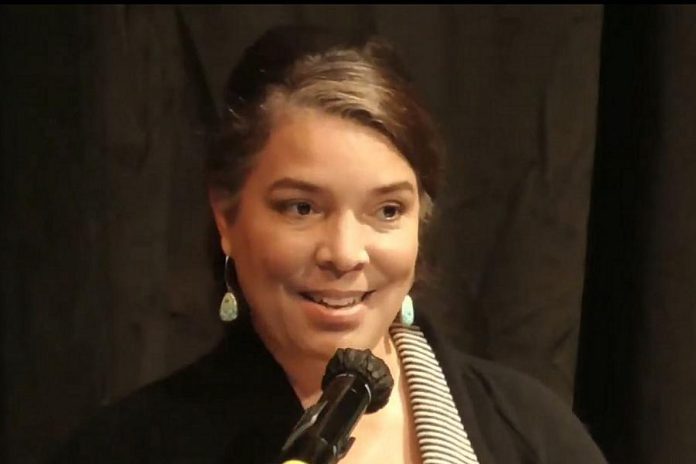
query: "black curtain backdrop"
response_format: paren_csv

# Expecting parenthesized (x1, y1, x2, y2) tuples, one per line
(2, 5, 695, 464)
(575, 5, 696, 464)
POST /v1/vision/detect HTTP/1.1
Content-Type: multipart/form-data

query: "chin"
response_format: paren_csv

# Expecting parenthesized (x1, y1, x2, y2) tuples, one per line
(299, 328, 382, 362)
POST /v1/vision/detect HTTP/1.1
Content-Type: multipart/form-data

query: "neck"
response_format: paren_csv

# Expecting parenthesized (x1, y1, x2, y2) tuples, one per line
(258, 328, 401, 410)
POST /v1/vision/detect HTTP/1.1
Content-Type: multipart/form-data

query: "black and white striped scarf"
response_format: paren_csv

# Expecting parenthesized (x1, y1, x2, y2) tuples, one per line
(390, 323, 480, 464)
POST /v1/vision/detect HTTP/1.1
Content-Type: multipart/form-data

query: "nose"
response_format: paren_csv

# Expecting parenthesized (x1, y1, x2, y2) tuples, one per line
(315, 212, 369, 276)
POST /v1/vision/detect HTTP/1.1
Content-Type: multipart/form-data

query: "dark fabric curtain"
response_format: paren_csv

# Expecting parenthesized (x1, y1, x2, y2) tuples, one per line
(2, 5, 695, 464)
(574, 5, 696, 464)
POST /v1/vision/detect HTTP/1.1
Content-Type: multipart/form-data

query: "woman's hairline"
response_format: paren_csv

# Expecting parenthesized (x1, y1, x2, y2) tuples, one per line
(216, 91, 434, 225)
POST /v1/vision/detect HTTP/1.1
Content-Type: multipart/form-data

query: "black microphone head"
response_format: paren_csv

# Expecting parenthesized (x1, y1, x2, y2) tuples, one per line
(322, 348, 394, 414)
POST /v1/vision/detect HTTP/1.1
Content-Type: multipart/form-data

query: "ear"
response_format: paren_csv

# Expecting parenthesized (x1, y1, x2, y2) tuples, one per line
(208, 187, 237, 258)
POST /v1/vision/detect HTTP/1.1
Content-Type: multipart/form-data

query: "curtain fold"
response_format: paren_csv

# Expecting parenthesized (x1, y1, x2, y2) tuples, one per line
(5, 5, 695, 464)
(575, 5, 696, 464)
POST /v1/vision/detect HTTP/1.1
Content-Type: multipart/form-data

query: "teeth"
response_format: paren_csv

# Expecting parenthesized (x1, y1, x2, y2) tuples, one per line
(306, 294, 363, 308)
(322, 297, 358, 307)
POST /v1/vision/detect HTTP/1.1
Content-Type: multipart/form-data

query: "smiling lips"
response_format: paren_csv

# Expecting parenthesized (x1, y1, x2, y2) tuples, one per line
(299, 291, 373, 309)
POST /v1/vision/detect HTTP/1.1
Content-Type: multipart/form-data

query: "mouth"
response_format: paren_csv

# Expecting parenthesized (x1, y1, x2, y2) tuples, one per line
(298, 291, 374, 309)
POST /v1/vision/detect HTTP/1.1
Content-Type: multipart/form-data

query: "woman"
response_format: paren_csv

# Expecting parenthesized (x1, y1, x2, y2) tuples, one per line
(53, 25, 606, 464)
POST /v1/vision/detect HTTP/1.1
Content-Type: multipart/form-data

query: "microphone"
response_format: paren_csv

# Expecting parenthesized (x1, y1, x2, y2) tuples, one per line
(277, 348, 394, 464)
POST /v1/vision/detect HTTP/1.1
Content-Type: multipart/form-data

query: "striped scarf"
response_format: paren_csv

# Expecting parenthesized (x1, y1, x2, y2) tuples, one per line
(390, 323, 480, 464)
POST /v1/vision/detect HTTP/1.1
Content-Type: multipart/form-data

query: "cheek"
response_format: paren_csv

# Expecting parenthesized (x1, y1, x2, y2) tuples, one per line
(243, 225, 317, 282)
(372, 228, 419, 283)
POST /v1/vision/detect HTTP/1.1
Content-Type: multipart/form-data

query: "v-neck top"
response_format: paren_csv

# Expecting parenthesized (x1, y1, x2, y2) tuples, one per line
(51, 310, 606, 464)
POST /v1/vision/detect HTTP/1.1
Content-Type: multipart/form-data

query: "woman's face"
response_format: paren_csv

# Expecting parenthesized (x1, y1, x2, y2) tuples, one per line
(212, 107, 420, 362)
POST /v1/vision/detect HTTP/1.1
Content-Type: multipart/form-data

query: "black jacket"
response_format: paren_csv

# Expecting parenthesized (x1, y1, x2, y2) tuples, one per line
(51, 311, 606, 463)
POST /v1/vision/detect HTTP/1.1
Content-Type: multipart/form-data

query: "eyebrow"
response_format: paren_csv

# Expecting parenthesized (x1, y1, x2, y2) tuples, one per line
(268, 178, 322, 193)
(371, 181, 416, 195)
(268, 178, 416, 195)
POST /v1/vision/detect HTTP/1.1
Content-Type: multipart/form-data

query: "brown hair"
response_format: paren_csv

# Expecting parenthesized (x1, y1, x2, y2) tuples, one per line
(208, 24, 444, 219)
(208, 24, 445, 300)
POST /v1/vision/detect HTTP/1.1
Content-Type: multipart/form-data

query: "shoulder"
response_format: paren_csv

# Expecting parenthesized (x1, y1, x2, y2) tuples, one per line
(50, 346, 243, 463)
(419, 322, 606, 463)
(460, 352, 574, 423)
(50, 322, 302, 464)
(461, 353, 606, 463)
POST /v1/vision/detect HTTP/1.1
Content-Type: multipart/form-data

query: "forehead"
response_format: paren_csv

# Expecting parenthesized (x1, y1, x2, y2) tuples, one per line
(247, 107, 417, 189)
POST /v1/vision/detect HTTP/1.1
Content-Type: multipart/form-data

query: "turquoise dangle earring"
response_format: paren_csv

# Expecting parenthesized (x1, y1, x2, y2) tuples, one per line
(400, 294, 415, 326)
(219, 256, 238, 322)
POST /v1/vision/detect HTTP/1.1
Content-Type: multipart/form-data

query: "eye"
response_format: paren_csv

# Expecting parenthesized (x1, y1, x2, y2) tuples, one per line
(274, 200, 318, 218)
(376, 203, 403, 221)
(292, 201, 313, 216)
